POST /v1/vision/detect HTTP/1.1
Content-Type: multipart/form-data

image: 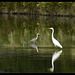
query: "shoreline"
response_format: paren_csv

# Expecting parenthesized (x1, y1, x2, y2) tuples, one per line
(0, 13, 74, 17)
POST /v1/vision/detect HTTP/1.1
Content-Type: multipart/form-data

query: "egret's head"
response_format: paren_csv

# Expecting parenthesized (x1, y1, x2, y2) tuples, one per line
(50, 68, 54, 72)
(37, 33, 39, 36)
(48, 27, 53, 30)
(48, 68, 54, 72)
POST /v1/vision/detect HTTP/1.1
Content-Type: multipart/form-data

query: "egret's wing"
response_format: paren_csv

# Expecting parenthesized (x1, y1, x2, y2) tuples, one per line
(30, 38, 36, 41)
(53, 38, 62, 48)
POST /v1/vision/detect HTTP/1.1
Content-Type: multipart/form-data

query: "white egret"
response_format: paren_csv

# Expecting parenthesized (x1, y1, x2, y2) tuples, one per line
(30, 33, 39, 42)
(48, 27, 62, 48)
(50, 50, 62, 72)
(30, 44, 39, 53)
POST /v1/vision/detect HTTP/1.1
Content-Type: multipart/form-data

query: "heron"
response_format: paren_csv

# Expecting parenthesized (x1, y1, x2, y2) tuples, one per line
(48, 27, 62, 48)
(50, 50, 62, 72)
(30, 33, 39, 42)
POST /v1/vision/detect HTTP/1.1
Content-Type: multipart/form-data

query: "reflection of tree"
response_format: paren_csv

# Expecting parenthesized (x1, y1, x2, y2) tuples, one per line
(46, 18, 73, 35)
(24, 17, 38, 31)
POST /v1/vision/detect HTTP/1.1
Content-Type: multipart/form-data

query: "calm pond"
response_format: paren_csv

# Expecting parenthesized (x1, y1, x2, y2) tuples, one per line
(0, 14, 75, 73)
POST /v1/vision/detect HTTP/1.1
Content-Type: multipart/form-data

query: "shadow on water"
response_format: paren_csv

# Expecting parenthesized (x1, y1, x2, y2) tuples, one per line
(0, 14, 74, 73)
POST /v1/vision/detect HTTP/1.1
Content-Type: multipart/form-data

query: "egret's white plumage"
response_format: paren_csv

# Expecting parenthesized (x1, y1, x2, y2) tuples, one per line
(48, 27, 62, 48)
(30, 33, 39, 42)
(50, 50, 62, 72)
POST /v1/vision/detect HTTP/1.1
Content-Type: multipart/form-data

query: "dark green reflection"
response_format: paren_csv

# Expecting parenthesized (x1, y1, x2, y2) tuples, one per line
(0, 48, 52, 73)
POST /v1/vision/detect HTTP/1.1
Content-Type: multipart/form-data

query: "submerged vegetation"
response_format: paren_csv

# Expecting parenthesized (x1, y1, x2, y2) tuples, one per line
(0, 2, 74, 15)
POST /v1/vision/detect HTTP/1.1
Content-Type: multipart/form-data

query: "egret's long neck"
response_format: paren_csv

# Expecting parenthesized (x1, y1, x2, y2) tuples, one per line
(36, 35, 38, 39)
(52, 29, 54, 40)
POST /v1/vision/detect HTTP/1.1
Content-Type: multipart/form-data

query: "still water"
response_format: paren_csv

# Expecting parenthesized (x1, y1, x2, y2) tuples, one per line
(0, 14, 75, 73)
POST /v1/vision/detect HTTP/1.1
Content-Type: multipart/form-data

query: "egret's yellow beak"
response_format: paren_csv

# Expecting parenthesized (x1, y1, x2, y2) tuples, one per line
(48, 28, 51, 29)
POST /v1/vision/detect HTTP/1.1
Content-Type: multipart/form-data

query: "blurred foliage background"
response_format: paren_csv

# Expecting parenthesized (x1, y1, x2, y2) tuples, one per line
(0, 2, 74, 15)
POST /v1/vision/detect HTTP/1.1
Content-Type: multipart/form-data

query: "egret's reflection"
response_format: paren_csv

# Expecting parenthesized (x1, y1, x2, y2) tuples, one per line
(30, 44, 39, 53)
(50, 50, 62, 72)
